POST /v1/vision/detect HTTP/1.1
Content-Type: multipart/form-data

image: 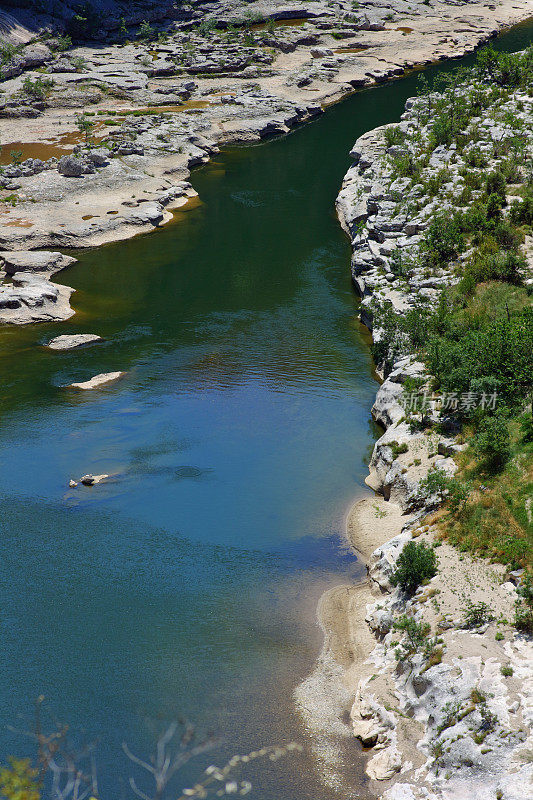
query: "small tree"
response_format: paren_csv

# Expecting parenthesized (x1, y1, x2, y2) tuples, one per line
(22, 76, 54, 100)
(75, 114, 95, 145)
(138, 20, 156, 42)
(119, 17, 128, 41)
(390, 541, 438, 594)
(416, 468, 450, 504)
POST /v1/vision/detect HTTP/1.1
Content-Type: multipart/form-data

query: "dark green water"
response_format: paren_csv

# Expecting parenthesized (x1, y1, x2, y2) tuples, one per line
(1, 20, 532, 799)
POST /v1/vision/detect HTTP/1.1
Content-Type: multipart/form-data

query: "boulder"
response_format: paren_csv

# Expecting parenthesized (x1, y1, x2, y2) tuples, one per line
(86, 148, 110, 167)
(80, 473, 109, 486)
(366, 746, 402, 780)
(58, 155, 95, 177)
(310, 47, 333, 58)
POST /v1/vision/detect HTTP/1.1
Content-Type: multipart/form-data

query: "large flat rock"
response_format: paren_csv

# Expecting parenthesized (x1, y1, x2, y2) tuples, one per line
(0, 250, 77, 276)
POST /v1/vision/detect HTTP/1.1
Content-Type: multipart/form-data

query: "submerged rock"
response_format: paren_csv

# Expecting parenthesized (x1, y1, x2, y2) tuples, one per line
(67, 371, 125, 390)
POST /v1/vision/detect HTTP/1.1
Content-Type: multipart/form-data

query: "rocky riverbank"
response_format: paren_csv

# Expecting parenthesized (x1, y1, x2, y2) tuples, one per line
(1, 0, 533, 260)
(297, 52, 533, 800)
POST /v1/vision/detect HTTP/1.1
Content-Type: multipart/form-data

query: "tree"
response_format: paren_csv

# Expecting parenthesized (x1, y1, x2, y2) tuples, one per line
(390, 541, 438, 594)
(75, 114, 95, 145)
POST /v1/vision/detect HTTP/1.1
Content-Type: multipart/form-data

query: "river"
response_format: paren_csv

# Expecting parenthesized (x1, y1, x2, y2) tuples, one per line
(1, 19, 532, 800)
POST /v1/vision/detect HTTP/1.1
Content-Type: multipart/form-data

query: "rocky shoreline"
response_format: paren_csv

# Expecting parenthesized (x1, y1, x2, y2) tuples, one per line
(296, 60, 533, 800)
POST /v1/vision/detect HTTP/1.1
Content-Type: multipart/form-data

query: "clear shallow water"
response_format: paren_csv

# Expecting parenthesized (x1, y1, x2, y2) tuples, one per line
(1, 19, 532, 799)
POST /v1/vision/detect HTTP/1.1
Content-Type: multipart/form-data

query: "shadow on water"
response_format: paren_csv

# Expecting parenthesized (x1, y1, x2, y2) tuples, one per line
(0, 18, 532, 800)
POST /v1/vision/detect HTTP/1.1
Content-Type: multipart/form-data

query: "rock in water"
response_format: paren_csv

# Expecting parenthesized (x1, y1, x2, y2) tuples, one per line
(0, 273, 74, 324)
(80, 474, 109, 486)
(67, 371, 125, 390)
(0, 250, 77, 276)
(47, 334, 102, 351)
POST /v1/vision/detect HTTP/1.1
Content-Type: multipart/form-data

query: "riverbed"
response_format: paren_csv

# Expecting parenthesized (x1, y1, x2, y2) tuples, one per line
(1, 18, 532, 800)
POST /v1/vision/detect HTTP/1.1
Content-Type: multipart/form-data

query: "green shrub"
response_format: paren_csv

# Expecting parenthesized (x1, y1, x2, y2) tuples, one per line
(22, 75, 54, 99)
(390, 441, 409, 459)
(391, 541, 438, 594)
(473, 415, 511, 472)
(384, 126, 406, 148)
(426, 307, 533, 408)
(463, 248, 525, 287)
(476, 44, 533, 87)
(509, 194, 533, 226)
(486, 170, 507, 201)
(393, 615, 429, 660)
(389, 151, 421, 180)
(514, 575, 533, 632)
(462, 600, 494, 628)
(55, 34, 72, 52)
(0, 42, 17, 65)
(417, 468, 450, 504)
(500, 665, 513, 677)
(493, 220, 522, 252)
(519, 412, 533, 443)
(138, 20, 156, 41)
(465, 148, 488, 168)
(421, 214, 465, 269)
(486, 192, 504, 220)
